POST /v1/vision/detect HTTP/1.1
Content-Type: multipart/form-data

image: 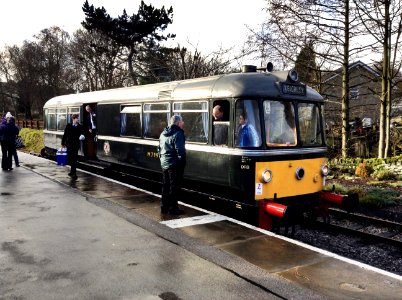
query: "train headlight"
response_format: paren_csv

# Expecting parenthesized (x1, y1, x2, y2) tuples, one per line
(321, 164, 329, 177)
(288, 69, 299, 82)
(295, 167, 305, 180)
(262, 169, 272, 183)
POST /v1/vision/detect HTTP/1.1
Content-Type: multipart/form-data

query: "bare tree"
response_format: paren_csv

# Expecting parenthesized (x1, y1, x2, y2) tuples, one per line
(70, 29, 126, 91)
(354, 0, 402, 158)
(248, 0, 368, 158)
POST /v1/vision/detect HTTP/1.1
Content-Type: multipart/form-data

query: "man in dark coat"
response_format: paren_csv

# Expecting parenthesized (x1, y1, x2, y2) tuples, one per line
(62, 114, 85, 180)
(1, 115, 19, 171)
(158, 115, 186, 215)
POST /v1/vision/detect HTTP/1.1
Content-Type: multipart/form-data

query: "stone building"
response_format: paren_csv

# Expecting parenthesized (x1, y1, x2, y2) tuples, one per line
(321, 61, 382, 127)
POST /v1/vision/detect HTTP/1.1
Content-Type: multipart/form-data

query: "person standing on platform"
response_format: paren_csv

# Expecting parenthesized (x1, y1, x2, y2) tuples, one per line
(85, 105, 97, 160)
(158, 115, 186, 215)
(10, 117, 20, 167)
(1, 113, 19, 171)
(62, 114, 85, 180)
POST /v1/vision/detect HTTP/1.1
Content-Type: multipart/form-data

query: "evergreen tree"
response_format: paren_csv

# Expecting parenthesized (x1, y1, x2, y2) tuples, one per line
(82, 0, 175, 85)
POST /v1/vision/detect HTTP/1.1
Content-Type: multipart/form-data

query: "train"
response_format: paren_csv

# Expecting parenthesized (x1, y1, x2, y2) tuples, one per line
(43, 64, 358, 231)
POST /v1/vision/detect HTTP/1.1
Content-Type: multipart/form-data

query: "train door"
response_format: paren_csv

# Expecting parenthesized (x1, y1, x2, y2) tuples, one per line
(207, 100, 231, 187)
(83, 103, 98, 160)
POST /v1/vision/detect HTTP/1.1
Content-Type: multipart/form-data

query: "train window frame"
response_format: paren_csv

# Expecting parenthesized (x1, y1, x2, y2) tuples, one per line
(298, 102, 323, 146)
(143, 102, 170, 139)
(234, 99, 262, 148)
(173, 101, 208, 144)
(46, 108, 57, 131)
(120, 105, 142, 137)
(56, 108, 67, 131)
(67, 107, 80, 124)
(212, 100, 230, 147)
(264, 100, 297, 147)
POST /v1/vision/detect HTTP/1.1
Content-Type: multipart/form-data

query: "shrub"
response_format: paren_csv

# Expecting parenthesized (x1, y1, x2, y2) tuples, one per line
(19, 128, 44, 154)
(372, 169, 398, 181)
(360, 188, 401, 208)
(355, 161, 373, 178)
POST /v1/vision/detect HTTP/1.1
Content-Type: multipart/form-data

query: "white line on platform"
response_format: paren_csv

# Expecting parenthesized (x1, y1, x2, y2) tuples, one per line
(161, 214, 228, 228)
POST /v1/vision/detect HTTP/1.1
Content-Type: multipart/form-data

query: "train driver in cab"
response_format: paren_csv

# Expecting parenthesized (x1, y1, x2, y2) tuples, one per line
(236, 111, 260, 147)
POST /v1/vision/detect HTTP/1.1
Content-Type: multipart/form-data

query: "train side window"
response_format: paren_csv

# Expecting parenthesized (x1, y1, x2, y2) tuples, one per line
(235, 100, 261, 147)
(213, 100, 229, 146)
(143, 103, 170, 139)
(56, 108, 67, 131)
(298, 103, 323, 146)
(173, 101, 208, 143)
(46, 109, 56, 131)
(264, 100, 296, 147)
(120, 105, 141, 137)
(67, 107, 80, 124)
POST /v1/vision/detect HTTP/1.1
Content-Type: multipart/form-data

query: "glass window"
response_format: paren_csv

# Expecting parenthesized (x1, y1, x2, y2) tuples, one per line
(264, 101, 296, 147)
(212, 100, 229, 146)
(173, 101, 208, 143)
(143, 103, 170, 139)
(298, 103, 323, 146)
(56, 108, 67, 131)
(121, 105, 141, 137)
(67, 107, 80, 124)
(47, 109, 56, 131)
(235, 100, 261, 147)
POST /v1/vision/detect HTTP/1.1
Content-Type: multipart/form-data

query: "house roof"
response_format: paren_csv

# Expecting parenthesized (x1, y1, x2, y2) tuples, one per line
(322, 60, 381, 83)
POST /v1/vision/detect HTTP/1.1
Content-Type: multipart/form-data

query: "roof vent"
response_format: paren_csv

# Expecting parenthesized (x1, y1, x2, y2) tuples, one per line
(242, 65, 257, 73)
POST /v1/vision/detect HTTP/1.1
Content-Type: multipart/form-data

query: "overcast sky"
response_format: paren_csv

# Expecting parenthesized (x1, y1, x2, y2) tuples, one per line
(0, 0, 266, 65)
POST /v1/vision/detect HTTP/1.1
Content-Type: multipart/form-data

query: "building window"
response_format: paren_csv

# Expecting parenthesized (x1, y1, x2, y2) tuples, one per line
(350, 88, 359, 100)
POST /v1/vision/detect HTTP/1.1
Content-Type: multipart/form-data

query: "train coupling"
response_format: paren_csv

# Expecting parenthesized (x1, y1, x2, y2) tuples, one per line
(319, 191, 359, 212)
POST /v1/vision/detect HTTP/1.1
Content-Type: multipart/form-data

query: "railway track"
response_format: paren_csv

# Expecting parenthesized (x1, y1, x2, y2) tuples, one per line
(77, 158, 402, 250)
(315, 208, 402, 248)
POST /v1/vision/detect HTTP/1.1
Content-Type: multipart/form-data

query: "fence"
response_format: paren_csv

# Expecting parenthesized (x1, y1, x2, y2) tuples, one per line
(16, 119, 44, 130)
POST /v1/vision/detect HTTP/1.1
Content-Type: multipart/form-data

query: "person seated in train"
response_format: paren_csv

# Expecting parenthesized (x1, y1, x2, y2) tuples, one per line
(212, 105, 228, 146)
(236, 112, 260, 147)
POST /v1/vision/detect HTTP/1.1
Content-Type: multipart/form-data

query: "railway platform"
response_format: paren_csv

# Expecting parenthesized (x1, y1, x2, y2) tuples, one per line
(1, 152, 401, 299)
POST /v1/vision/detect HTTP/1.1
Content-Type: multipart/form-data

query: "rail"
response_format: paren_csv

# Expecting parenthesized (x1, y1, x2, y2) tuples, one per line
(16, 119, 44, 130)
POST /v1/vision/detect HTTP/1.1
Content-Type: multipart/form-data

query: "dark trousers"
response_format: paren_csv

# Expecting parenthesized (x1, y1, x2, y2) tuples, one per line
(67, 148, 79, 175)
(1, 141, 13, 170)
(161, 165, 184, 211)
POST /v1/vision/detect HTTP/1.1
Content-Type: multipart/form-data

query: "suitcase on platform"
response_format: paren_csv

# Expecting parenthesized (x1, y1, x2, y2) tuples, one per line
(56, 148, 67, 166)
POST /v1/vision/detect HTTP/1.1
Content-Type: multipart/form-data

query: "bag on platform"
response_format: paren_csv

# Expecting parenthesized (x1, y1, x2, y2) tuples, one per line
(56, 147, 68, 166)
(15, 136, 24, 148)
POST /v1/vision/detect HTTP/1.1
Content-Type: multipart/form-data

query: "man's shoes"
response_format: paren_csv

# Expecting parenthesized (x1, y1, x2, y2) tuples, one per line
(16, 164, 20, 167)
(161, 207, 169, 214)
(168, 208, 185, 215)
(70, 174, 78, 180)
(8, 168, 13, 171)
(68, 172, 72, 176)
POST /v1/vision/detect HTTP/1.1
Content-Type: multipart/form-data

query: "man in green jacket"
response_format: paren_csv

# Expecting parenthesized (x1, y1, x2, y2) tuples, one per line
(158, 115, 186, 215)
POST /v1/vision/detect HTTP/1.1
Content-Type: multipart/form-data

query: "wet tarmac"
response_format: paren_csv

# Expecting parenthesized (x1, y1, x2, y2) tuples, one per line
(1, 152, 401, 299)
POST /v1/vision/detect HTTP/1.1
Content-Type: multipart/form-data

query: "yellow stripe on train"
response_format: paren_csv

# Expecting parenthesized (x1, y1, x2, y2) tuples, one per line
(255, 158, 327, 199)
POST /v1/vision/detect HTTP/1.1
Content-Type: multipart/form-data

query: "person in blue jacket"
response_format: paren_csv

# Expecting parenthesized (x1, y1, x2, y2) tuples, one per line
(158, 115, 186, 215)
(236, 112, 260, 147)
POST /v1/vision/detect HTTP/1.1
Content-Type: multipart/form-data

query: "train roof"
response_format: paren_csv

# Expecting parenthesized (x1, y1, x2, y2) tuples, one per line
(43, 71, 324, 108)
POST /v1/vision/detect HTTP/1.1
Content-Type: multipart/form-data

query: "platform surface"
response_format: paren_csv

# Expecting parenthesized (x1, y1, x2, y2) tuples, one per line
(0, 152, 401, 299)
